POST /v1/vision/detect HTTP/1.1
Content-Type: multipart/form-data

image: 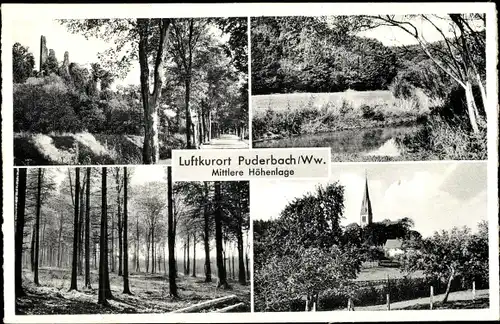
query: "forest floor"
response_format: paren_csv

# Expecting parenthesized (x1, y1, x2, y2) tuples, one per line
(354, 289, 489, 310)
(16, 268, 250, 314)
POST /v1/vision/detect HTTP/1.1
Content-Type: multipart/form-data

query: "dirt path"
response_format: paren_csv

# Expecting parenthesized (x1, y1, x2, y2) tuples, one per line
(354, 289, 488, 311)
(200, 134, 249, 149)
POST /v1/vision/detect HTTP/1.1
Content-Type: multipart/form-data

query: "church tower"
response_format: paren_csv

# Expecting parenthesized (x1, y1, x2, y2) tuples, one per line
(360, 173, 373, 227)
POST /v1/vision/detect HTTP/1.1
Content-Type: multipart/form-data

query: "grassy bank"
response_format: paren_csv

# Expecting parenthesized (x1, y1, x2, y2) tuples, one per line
(252, 90, 428, 141)
(14, 132, 185, 165)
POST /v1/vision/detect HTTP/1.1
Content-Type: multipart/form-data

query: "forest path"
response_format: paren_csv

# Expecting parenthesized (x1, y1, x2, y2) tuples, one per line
(200, 134, 249, 149)
(353, 289, 488, 311)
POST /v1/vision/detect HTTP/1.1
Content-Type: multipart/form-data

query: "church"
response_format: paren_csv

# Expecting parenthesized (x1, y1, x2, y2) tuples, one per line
(359, 174, 403, 258)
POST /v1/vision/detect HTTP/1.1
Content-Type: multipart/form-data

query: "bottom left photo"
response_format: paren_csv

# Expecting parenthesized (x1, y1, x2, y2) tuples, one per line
(13, 166, 250, 314)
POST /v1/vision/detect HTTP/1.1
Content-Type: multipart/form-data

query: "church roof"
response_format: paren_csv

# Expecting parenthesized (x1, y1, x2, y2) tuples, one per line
(360, 176, 373, 217)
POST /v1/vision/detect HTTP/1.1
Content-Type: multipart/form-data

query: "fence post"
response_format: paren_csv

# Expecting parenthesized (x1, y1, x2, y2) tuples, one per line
(472, 281, 476, 300)
(305, 298, 308, 312)
(347, 298, 351, 311)
(430, 286, 434, 310)
(386, 293, 390, 311)
(312, 302, 316, 312)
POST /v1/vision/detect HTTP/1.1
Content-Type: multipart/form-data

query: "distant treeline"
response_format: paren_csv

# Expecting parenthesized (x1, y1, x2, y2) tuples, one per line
(251, 16, 485, 101)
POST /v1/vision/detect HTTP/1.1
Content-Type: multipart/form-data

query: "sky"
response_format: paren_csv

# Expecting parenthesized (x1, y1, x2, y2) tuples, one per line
(250, 162, 487, 238)
(12, 18, 230, 89)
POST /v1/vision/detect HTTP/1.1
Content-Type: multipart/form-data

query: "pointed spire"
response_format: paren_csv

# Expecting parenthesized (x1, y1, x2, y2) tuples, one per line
(360, 171, 373, 227)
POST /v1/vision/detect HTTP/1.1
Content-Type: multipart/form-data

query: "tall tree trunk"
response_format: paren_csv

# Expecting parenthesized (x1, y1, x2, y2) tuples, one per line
(185, 78, 193, 149)
(137, 18, 170, 164)
(98, 167, 110, 305)
(443, 268, 456, 303)
(117, 195, 123, 277)
(186, 234, 190, 275)
(15, 168, 28, 298)
(245, 252, 249, 281)
(30, 225, 35, 272)
(78, 181, 85, 276)
(111, 209, 115, 273)
(237, 229, 246, 284)
(214, 182, 228, 288)
(151, 227, 155, 274)
(203, 183, 212, 282)
(70, 168, 80, 291)
(123, 167, 132, 294)
(57, 214, 63, 268)
(192, 232, 196, 277)
(136, 217, 140, 273)
(84, 168, 92, 289)
(167, 167, 178, 297)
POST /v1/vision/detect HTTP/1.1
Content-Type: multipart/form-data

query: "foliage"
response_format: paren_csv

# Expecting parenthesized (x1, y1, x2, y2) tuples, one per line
(13, 43, 35, 83)
(254, 245, 360, 312)
(399, 223, 489, 292)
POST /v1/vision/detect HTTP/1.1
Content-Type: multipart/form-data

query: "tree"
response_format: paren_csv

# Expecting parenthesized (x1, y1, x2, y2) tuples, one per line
(13, 43, 35, 83)
(123, 167, 132, 294)
(33, 168, 42, 285)
(367, 14, 486, 133)
(255, 246, 360, 312)
(170, 18, 210, 148)
(84, 167, 92, 289)
(69, 168, 80, 291)
(167, 166, 178, 297)
(15, 168, 28, 298)
(213, 181, 228, 288)
(61, 18, 172, 163)
(400, 225, 488, 303)
(98, 167, 112, 305)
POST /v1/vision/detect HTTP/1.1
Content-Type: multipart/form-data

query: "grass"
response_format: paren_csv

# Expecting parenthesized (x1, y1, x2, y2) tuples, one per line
(355, 266, 424, 282)
(17, 268, 250, 314)
(252, 90, 427, 143)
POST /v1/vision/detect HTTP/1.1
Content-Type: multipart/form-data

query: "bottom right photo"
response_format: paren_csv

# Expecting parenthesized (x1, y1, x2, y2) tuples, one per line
(252, 162, 489, 312)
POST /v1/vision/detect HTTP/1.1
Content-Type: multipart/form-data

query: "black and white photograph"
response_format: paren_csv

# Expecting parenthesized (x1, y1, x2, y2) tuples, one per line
(13, 166, 250, 314)
(251, 15, 489, 161)
(12, 17, 249, 166)
(253, 162, 489, 312)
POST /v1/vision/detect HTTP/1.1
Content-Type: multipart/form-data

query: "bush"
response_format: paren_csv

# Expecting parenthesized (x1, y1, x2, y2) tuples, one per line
(14, 76, 83, 133)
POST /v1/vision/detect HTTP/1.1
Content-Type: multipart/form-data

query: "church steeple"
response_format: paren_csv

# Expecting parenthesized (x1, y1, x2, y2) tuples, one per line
(360, 172, 373, 227)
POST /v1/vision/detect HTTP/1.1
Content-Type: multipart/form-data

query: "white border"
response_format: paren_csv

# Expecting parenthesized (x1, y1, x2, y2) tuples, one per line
(2, 2, 499, 323)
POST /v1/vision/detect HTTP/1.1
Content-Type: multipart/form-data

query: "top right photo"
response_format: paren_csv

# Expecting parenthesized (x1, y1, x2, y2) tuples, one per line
(251, 14, 488, 161)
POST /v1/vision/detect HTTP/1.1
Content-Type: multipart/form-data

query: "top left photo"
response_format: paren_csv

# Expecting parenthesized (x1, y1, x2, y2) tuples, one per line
(11, 17, 249, 166)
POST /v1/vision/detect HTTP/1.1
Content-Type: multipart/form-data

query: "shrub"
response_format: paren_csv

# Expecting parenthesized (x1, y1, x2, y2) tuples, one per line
(390, 74, 415, 99)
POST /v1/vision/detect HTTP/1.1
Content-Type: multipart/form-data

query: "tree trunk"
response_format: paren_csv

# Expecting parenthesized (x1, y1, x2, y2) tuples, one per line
(464, 81, 480, 133)
(84, 168, 92, 289)
(70, 168, 80, 291)
(98, 167, 110, 305)
(111, 209, 115, 273)
(57, 214, 63, 268)
(185, 77, 193, 149)
(167, 167, 178, 297)
(30, 226, 35, 272)
(245, 252, 249, 281)
(151, 227, 155, 274)
(203, 183, 212, 282)
(192, 233, 196, 277)
(442, 269, 455, 303)
(123, 167, 132, 294)
(136, 217, 140, 273)
(117, 197, 123, 277)
(186, 234, 190, 275)
(237, 230, 246, 284)
(78, 180, 85, 276)
(15, 168, 27, 298)
(137, 19, 170, 164)
(214, 182, 228, 288)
